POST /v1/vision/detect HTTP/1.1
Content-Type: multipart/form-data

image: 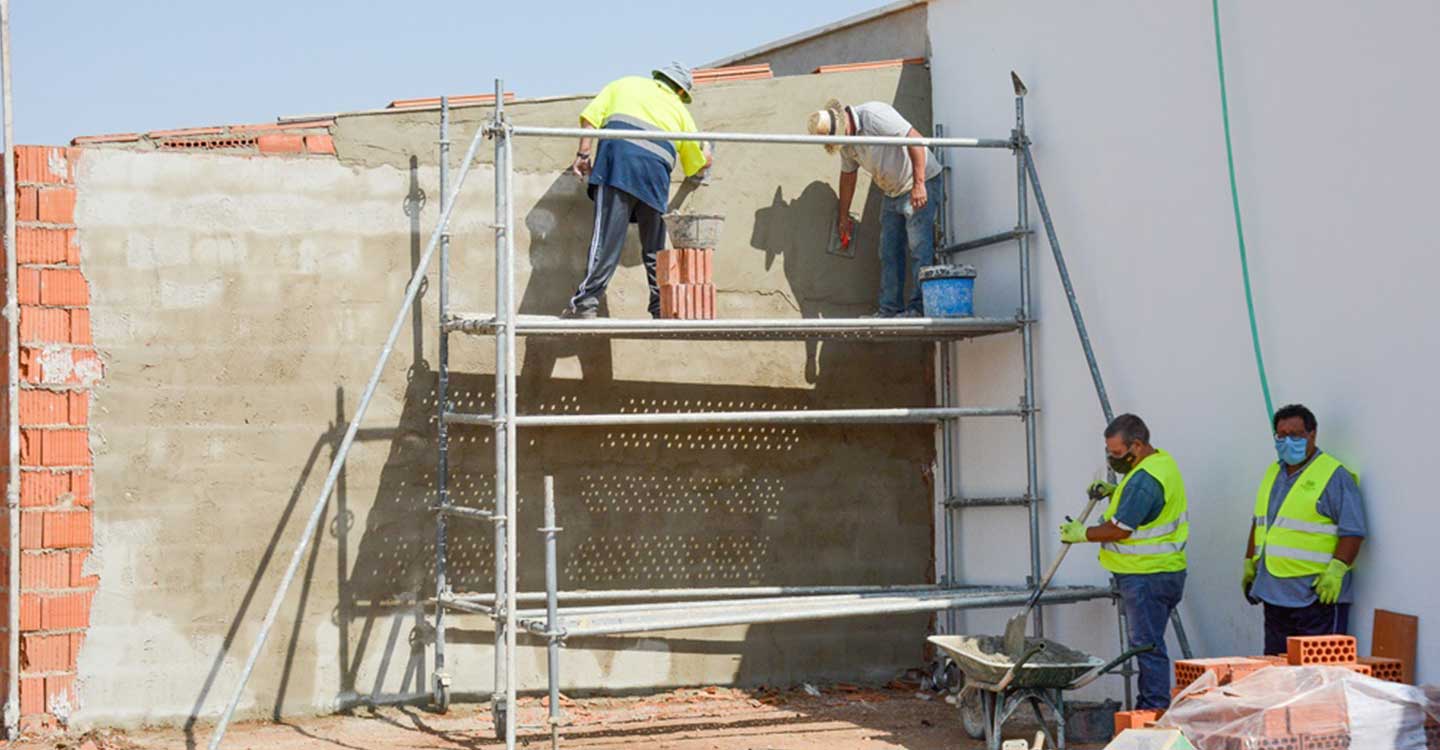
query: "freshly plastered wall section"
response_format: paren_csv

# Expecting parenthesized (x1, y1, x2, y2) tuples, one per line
(73, 66, 950, 726)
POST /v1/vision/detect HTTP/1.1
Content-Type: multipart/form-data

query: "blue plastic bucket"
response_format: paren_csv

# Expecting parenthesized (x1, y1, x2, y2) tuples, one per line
(919, 264, 977, 318)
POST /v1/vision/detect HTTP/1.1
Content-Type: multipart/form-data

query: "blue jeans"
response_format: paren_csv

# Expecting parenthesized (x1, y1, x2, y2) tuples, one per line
(1114, 571, 1186, 710)
(877, 174, 942, 314)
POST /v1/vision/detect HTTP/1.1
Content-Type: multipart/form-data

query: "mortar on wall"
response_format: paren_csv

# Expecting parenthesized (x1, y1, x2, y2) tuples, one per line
(665, 212, 725, 249)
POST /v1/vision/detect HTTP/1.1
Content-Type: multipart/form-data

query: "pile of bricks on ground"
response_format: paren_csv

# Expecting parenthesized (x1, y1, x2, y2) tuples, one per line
(1114, 635, 1420, 748)
(8, 145, 103, 730)
(657, 248, 715, 319)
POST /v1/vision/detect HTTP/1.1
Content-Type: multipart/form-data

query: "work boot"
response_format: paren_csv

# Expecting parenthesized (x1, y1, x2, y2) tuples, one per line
(560, 305, 598, 320)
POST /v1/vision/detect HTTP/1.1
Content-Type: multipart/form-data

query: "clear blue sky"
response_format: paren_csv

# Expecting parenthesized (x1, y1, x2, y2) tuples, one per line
(7, 0, 885, 145)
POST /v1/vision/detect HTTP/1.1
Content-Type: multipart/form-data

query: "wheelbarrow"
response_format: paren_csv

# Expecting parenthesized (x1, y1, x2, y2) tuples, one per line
(928, 634, 1153, 750)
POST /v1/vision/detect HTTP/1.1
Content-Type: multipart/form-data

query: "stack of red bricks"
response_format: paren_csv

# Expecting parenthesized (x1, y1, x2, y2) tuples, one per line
(657, 248, 715, 319)
(7, 145, 102, 730)
(1118, 635, 1414, 749)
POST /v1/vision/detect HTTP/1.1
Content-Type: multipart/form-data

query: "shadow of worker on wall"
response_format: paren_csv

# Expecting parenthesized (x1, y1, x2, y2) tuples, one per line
(516, 173, 620, 383)
(750, 181, 886, 384)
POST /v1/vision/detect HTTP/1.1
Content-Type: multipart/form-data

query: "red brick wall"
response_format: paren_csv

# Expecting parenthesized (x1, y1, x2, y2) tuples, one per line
(5, 145, 101, 730)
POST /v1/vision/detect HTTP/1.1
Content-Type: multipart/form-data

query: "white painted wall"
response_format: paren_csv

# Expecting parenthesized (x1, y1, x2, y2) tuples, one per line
(928, 0, 1440, 690)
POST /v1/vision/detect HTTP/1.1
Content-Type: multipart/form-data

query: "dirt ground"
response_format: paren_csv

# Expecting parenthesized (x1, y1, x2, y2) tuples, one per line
(9, 684, 1109, 750)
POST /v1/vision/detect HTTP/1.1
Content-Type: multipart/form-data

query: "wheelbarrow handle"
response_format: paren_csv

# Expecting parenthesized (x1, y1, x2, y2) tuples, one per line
(1067, 643, 1156, 690)
(994, 642, 1047, 692)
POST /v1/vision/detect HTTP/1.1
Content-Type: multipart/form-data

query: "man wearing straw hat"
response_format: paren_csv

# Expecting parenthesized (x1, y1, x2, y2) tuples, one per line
(562, 63, 711, 319)
(807, 99, 943, 317)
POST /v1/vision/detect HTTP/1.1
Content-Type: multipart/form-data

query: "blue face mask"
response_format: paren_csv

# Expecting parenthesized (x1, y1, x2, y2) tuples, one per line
(1275, 436, 1309, 466)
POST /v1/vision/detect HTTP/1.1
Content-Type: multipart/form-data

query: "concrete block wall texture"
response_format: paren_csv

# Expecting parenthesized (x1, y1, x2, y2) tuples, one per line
(63, 66, 946, 727)
(927, 0, 1440, 689)
(3, 145, 103, 732)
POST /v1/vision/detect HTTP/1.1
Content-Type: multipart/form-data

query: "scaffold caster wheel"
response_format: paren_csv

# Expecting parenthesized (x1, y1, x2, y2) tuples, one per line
(434, 672, 452, 713)
(493, 703, 508, 739)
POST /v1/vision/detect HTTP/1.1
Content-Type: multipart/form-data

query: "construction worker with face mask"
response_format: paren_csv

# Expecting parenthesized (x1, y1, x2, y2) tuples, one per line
(1243, 403, 1367, 655)
(563, 62, 712, 319)
(1060, 413, 1188, 710)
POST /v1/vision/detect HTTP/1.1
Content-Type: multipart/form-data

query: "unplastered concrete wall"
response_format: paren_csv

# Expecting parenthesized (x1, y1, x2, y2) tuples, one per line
(73, 66, 943, 727)
(928, 0, 1440, 688)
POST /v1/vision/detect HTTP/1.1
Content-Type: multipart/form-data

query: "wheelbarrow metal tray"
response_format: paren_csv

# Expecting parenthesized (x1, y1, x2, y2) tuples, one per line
(929, 634, 1103, 689)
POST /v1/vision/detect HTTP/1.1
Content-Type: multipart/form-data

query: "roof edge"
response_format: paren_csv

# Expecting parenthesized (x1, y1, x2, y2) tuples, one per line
(704, 0, 927, 69)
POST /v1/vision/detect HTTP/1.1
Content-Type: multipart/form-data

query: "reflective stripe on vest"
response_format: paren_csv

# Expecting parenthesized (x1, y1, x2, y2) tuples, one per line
(1251, 453, 1347, 578)
(1098, 449, 1189, 574)
(604, 114, 676, 169)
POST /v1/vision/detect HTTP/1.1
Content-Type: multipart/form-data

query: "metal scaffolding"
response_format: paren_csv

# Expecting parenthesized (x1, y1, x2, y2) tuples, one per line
(208, 74, 1191, 750)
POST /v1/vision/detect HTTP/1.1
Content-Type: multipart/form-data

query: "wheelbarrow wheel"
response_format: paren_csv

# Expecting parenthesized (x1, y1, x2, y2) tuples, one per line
(958, 686, 985, 740)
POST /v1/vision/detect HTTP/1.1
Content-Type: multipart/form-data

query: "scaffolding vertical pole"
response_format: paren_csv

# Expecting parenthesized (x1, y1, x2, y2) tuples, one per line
(432, 96, 452, 712)
(541, 476, 562, 750)
(500, 78, 521, 750)
(934, 124, 957, 636)
(490, 83, 511, 739)
(1114, 583, 1136, 710)
(0, 0, 18, 736)
(1014, 85, 1044, 637)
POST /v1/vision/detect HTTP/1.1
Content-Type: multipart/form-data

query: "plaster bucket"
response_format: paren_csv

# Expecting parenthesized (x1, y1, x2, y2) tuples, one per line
(919, 264, 977, 318)
(664, 213, 725, 248)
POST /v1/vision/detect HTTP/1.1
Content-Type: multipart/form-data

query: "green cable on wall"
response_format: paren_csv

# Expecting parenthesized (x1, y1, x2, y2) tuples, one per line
(1211, 0, 1275, 421)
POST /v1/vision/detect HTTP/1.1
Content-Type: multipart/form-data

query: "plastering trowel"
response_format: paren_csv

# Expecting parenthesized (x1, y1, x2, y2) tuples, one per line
(826, 212, 858, 258)
(1002, 491, 1104, 655)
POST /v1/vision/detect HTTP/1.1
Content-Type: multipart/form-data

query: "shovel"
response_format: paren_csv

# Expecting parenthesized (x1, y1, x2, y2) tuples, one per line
(1002, 493, 1104, 655)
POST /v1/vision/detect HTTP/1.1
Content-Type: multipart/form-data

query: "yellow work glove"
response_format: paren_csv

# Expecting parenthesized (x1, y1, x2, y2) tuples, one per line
(1087, 480, 1117, 500)
(1242, 557, 1257, 596)
(1313, 558, 1349, 605)
(1059, 520, 1089, 544)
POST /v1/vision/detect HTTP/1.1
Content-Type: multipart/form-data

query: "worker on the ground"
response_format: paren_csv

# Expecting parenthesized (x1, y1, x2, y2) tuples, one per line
(563, 62, 711, 319)
(806, 98, 943, 317)
(1060, 414, 1188, 710)
(1242, 403, 1366, 655)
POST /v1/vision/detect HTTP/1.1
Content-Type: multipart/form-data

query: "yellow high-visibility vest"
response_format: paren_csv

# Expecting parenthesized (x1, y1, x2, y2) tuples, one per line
(1098, 450, 1189, 574)
(1251, 454, 1350, 578)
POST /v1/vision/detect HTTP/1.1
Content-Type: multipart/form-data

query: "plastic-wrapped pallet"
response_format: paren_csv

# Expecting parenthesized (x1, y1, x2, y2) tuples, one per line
(1159, 665, 1440, 750)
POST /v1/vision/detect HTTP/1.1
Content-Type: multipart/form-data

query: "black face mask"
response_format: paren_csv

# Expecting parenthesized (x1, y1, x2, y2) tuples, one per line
(1107, 451, 1136, 475)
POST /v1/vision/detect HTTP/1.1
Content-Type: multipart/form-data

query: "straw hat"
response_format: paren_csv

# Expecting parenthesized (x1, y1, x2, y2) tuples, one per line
(806, 98, 848, 154)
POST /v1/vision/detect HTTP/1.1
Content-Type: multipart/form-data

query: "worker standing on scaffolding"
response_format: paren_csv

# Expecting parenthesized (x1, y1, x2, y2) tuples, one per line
(563, 63, 711, 319)
(1061, 413, 1189, 710)
(806, 98, 943, 317)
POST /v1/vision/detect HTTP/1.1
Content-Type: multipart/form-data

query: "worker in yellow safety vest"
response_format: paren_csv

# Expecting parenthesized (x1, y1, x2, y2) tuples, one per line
(1242, 403, 1366, 655)
(1059, 413, 1188, 710)
(562, 62, 711, 320)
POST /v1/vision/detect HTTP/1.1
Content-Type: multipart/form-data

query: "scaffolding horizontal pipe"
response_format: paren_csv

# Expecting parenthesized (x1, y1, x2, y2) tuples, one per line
(514, 587, 972, 619)
(504, 124, 1013, 149)
(939, 228, 1035, 256)
(435, 594, 494, 615)
(436, 505, 493, 520)
(519, 586, 1113, 638)
(444, 314, 1023, 341)
(446, 406, 1026, 428)
(944, 495, 1040, 508)
(448, 583, 953, 605)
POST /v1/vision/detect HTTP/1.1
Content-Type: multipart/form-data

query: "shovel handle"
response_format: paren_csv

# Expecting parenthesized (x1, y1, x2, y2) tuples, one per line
(1020, 494, 1104, 612)
(995, 641, 1047, 692)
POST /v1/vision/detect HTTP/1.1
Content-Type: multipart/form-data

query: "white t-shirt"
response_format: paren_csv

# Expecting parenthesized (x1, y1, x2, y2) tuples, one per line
(839, 102, 943, 198)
